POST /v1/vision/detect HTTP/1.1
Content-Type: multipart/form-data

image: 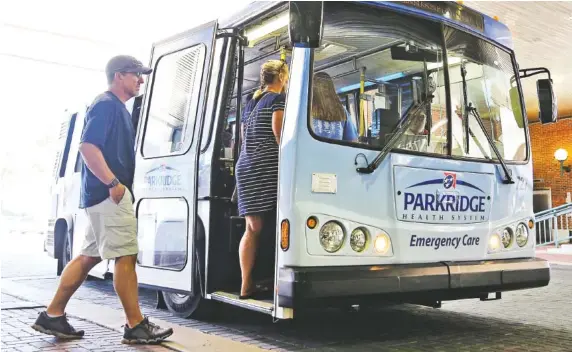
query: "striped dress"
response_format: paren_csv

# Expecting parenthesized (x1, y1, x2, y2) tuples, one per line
(236, 92, 285, 217)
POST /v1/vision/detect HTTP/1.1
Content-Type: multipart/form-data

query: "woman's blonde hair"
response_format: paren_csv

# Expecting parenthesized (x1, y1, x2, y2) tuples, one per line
(311, 72, 346, 122)
(253, 59, 289, 99)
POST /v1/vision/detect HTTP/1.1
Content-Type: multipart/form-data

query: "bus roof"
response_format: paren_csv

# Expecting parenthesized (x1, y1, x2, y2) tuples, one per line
(218, 1, 513, 50)
(370, 1, 513, 50)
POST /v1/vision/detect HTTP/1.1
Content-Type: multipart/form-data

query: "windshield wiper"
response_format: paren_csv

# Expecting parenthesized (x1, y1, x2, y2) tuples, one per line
(459, 62, 514, 184)
(459, 63, 490, 159)
(356, 97, 431, 174)
(466, 105, 514, 184)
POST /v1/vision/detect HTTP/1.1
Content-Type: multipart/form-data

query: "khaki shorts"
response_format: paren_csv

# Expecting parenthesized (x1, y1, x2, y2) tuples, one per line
(80, 188, 138, 260)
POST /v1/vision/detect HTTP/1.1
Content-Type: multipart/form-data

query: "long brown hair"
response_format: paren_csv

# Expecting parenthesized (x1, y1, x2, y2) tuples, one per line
(311, 72, 346, 122)
(253, 59, 289, 99)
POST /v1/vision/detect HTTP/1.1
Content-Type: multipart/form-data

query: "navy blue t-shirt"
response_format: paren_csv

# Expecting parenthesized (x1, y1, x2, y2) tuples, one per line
(79, 91, 136, 209)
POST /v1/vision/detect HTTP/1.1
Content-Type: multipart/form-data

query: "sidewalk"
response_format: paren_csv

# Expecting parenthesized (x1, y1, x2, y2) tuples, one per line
(0, 233, 268, 352)
(1, 280, 264, 352)
(1, 293, 168, 352)
(536, 246, 572, 266)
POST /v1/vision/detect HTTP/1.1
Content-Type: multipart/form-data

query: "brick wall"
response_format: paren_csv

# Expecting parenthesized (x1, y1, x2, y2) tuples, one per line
(530, 119, 572, 207)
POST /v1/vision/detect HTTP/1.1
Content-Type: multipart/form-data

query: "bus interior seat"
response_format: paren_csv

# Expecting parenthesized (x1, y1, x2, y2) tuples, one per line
(170, 127, 183, 153)
(374, 108, 400, 146)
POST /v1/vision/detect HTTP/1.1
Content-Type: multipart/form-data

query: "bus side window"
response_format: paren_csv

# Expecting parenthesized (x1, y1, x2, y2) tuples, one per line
(142, 45, 207, 158)
(58, 113, 77, 178)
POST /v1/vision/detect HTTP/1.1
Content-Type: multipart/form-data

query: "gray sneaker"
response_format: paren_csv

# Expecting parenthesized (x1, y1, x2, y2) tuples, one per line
(122, 317, 173, 344)
(31, 311, 85, 339)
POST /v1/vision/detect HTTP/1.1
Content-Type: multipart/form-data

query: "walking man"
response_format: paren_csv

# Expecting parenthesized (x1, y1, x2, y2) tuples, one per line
(32, 55, 173, 344)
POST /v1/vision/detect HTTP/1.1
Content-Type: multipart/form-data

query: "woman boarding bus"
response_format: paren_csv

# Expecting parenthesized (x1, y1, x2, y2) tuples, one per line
(47, 1, 555, 320)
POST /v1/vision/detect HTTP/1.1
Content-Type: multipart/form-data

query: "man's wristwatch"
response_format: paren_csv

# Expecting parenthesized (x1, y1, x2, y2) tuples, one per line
(107, 178, 120, 189)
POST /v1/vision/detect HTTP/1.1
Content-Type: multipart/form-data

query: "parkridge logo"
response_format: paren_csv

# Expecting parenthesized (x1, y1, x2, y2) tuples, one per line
(443, 172, 456, 189)
(144, 164, 182, 191)
(401, 172, 488, 222)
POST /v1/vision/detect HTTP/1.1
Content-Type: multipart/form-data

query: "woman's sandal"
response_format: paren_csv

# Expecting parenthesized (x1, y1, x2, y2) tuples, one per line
(238, 285, 272, 300)
(238, 291, 263, 300)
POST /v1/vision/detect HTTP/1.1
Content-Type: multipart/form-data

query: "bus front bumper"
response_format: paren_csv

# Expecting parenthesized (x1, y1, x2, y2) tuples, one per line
(277, 258, 550, 308)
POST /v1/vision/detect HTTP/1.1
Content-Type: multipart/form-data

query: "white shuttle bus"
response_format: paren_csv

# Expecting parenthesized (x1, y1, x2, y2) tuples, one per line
(46, 1, 555, 320)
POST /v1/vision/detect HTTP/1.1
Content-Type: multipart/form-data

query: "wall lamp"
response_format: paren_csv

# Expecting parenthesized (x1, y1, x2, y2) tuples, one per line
(554, 148, 571, 176)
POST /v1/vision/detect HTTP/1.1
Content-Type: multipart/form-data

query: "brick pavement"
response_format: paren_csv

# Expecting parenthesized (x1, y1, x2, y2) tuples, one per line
(1, 295, 171, 352)
(7, 268, 572, 352)
(2, 293, 44, 311)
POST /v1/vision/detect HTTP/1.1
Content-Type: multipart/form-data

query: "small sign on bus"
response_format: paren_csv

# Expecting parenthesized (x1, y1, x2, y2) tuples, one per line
(396, 1, 485, 32)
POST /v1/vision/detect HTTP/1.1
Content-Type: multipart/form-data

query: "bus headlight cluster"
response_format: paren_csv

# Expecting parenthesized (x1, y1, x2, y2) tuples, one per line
(489, 220, 531, 253)
(515, 223, 529, 247)
(313, 217, 391, 255)
(319, 221, 345, 253)
(350, 227, 368, 252)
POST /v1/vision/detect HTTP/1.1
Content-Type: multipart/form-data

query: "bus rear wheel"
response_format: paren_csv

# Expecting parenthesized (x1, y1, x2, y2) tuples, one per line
(160, 247, 218, 319)
(57, 229, 72, 275)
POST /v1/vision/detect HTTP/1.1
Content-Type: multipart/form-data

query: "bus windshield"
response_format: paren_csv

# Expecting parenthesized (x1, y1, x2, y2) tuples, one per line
(308, 2, 526, 162)
(445, 26, 527, 161)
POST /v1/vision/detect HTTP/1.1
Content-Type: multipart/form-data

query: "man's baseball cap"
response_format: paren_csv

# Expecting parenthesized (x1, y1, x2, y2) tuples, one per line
(105, 55, 153, 77)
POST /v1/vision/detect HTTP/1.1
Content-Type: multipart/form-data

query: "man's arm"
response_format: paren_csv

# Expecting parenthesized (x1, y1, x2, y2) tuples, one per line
(79, 142, 116, 185)
(80, 102, 125, 203)
(80, 142, 125, 204)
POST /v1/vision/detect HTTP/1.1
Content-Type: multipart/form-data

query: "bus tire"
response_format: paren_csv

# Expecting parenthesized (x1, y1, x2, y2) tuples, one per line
(161, 291, 202, 318)
(161, 237, 219, 320)
(161, 282, 218, 320)
(56, 225, 72, 276)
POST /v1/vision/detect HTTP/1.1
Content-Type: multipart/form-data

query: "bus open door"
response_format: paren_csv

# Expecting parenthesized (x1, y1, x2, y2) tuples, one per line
(130, 21, 218, 315)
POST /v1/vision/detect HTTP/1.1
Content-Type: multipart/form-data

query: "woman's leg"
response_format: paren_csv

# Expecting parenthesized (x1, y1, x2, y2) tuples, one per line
(239, 214, 264, 296)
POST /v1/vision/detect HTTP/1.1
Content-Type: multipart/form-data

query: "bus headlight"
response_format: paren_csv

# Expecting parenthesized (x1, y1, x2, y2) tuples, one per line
(350, 227, 368, 252)
(515, 223, 529, 247)
(501, 227, 513, 248)
(488, 233, 501, 252)
(374, 233, 391, 254)
(319, 221, 345, 253)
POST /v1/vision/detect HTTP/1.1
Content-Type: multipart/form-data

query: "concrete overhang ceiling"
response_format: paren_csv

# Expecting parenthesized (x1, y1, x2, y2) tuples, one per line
(466, 1, 572, 123)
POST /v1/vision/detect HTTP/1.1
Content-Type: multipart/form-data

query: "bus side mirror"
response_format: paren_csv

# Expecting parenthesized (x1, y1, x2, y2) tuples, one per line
(537, 78, 557, 124)
(289, 1, 323, 48)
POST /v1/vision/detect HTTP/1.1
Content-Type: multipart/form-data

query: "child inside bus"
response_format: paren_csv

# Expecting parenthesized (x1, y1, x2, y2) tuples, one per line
(311, 72, 359, 142)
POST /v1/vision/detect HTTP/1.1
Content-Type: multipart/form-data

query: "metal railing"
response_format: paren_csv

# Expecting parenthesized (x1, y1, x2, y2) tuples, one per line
(534, 203, 572, 247)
